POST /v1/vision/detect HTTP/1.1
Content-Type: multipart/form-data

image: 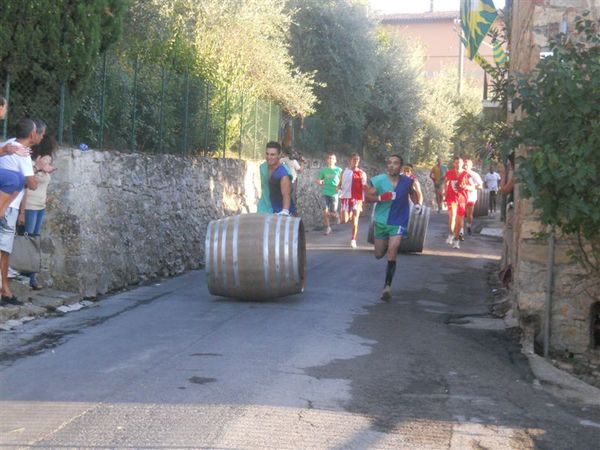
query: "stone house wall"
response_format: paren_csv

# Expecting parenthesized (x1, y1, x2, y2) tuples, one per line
(508, 0, 600, 353)
(41, 148, 435, 298)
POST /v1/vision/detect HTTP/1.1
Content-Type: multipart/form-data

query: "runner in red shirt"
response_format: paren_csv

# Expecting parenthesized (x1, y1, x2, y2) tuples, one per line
(444, 156, 468, 249)
(339, 153, 368, 248)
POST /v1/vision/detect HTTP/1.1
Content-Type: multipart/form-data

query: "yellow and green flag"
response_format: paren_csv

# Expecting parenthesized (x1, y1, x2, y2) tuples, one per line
(493, 40, 507, 66)
(460, 0, 498, 60)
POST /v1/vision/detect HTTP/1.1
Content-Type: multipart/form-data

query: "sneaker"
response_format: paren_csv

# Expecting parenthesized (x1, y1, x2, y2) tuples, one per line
(324, 226, 332, 235)
(380, 286, 392, 302)
(7, 267, 20, 279)
(1, 295, 23, 306)
(445, 234, 454, 245)
(459, 233, 464, 241)
(350, 239, 357, 249)
(452, 239, 460, 249)
(467, 226, 472, 236)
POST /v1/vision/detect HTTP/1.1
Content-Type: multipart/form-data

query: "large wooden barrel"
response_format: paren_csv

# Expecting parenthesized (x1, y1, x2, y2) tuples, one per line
(205, 213, 306, 300)
(473, 189, 490, 217)
(367, 205, 431, 253)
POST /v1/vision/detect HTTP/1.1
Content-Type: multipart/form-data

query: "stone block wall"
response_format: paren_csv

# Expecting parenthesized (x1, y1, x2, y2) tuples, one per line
(509, 0, 600, 353)
(41, 149, 435, 298)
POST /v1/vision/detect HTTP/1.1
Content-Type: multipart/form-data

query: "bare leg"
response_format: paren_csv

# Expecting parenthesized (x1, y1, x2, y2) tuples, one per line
(447, 204, 456, 235)
(0, 192, 17, 218)
(1, 251, 12, 297)
(351, 210, 360, 240)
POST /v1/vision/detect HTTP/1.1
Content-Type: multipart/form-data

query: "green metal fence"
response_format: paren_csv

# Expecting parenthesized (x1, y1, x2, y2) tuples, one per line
(1, 51, 281, 159)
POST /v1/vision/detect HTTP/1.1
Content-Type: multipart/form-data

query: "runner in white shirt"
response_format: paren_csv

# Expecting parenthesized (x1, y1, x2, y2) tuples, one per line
(484, 166, 502, 213)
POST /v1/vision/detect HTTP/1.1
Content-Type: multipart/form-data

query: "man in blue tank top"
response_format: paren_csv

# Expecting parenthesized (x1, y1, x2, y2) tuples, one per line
(257, 141, 295, 215)
(366, 154, 423, 301)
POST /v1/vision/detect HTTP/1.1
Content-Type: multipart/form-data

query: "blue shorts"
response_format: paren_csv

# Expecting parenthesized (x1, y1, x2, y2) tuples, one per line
(0, 169, 25, 194)
(322, 195, 338, 212)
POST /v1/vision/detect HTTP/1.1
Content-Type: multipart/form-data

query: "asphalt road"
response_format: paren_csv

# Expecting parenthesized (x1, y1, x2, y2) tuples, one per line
(1, 213, 599, 449)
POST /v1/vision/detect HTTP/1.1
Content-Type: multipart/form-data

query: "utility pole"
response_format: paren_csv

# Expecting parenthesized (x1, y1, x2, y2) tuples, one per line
(457, 20, 464, 95)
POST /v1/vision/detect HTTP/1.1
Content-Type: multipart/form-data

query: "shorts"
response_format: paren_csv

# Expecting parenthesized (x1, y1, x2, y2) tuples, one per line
(322, 195, 338, 212)
(467, 199, 477, 206)
(447, 200, 466, 217)
(0, 207, 18, 253)
(0, 169, 25, 194)
(374, 221, 408, 240)
(340, 198, 363, 213)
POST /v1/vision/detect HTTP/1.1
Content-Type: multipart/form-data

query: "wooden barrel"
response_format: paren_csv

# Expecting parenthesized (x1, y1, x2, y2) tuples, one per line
(205, 213, 306, 300)
(366, 204, 430, 253)
(473, 189, 490, 217)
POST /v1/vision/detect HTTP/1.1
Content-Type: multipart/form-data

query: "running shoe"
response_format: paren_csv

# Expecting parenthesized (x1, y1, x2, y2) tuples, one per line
(452, 239, 460, 249)
(380, 286, 392, 302)
(459, 233, 464, 241)
(325, 226, 332, 235)
(350, 239, 357, 249)
(467, 226, 472, 236)
(445, 234, 454, 245)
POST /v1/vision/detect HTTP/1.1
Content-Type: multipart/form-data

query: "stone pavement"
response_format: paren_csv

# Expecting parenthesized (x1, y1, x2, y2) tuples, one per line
(0, 276, 82, 330)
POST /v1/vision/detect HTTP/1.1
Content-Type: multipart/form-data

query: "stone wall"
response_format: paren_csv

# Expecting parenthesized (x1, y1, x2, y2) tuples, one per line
(41, 150, 435, 298)
(509, 0, 600, 353)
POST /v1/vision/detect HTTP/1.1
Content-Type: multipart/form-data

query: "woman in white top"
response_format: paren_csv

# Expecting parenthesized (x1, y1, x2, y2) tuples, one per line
(22, 134, 57, 289)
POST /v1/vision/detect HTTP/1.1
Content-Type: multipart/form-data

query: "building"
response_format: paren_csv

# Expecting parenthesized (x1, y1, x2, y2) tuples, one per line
(379, 10, 497, 85)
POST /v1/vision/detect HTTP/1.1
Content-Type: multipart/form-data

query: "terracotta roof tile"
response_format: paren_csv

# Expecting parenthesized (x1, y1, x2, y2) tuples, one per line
(378, 11, 459, 23)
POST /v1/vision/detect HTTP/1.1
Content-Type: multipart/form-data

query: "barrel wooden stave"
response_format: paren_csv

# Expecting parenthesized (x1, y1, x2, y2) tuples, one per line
(205, 213, 305, 300)
(473, 189, 490, 217)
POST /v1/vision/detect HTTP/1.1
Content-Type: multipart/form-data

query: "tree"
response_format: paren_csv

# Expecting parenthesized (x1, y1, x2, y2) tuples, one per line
(288, 0, 378, 150)
(0, 1, 128, 128)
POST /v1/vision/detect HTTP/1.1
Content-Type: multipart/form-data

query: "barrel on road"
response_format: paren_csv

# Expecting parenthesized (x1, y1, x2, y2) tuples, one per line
(205, 213, 306, 300)
(367, 204, 431, 253)
(474, 189, 490, 217)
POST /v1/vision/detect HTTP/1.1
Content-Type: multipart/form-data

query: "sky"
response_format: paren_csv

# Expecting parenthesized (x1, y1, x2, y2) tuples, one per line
(369, 0, 506, 14)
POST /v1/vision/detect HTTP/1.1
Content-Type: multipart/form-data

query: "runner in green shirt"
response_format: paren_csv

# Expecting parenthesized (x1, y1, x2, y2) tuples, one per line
(317, 154, 342, 235)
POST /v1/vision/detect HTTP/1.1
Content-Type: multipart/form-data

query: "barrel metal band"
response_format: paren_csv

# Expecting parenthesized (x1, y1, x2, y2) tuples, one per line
(283, 216, 291, 282)
(212, 220, 220, 287)
(275, 214, 283, 287)
(205, 221, 213, 282)
(220, 216, 229, 288)
(292, 218, 299, 285)
(263, 215, 272, 288)
(232, 215, 240, 289)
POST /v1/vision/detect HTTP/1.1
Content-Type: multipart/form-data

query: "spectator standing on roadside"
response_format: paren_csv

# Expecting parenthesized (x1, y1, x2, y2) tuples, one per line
(484, 165, 502, 214)
(0, 118, 38, 306)
(317, 154, 342, 235)
(21, 134, 57, 290)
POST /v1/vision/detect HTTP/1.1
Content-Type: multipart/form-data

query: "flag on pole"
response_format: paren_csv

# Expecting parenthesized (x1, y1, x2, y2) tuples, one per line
(493, 40, 508, 66)
(460, 0, 498, 60)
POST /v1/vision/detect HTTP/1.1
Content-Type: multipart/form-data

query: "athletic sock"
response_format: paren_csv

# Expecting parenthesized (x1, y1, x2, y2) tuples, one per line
(385, 261, 396, 287)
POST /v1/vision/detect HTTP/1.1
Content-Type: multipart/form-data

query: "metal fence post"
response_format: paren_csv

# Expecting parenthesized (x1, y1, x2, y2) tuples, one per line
(158, 67, 166, 153)
(183, 72, 190, 154)
(2, 74, 9, 140)
(99, 52, 107, 149)
(58, 81, 65, 145)
(222, 86, 228, 158)
(131, 56, 139, 152)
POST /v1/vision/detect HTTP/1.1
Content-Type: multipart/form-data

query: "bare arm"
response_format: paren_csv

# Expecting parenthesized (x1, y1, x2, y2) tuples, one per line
(281, 176, 292, 211)
(25, 175, 38, 191)
(365, 183, 379, 203)
(410, 179, 424, 205)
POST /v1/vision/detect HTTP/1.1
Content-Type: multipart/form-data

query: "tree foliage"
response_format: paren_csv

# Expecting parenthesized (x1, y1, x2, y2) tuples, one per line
(511, 13, 600, 280)
(411, 68, 482, 165)
(288, 0, 378, 150)
(124, 0, 318, 117)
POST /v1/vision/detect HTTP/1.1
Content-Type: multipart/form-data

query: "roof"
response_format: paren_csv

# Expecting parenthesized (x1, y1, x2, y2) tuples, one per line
(379, 11, 459, 24)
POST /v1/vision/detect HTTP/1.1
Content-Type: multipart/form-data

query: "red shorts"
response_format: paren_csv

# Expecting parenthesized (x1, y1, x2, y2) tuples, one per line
(447, 200, 466, 216)
(340, 198, 363, 212)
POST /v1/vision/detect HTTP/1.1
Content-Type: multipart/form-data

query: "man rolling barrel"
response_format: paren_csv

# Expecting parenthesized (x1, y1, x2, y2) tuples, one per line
(257, 141, 295, 216)
(365, 154, 423, 302)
